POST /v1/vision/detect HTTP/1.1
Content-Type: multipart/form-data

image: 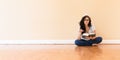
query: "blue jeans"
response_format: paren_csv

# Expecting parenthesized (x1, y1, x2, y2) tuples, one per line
(75, 37, 102, 46)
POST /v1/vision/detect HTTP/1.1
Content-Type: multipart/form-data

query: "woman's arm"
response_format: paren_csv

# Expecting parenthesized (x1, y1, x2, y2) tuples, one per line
(93, 30, 96, 34)
(90, 30, 96, 40)
(77, 29, 83, 40)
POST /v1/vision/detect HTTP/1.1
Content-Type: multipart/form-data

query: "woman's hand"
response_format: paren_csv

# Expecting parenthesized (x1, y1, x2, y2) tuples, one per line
(89, 36, 96, 40)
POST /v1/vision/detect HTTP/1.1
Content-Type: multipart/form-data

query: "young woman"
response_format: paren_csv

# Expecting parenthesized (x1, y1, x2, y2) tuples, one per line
(75, 15, 102, 46)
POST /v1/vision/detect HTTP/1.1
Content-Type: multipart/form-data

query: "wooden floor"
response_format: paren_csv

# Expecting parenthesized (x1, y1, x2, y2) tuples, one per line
(0, 45, 120, 60)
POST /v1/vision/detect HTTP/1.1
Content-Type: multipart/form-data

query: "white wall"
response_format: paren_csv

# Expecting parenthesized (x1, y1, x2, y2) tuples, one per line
(0, 0, 120, 40)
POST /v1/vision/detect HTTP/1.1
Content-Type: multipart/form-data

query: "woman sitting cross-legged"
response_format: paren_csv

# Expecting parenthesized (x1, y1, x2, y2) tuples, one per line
(75, 15, 102, 46)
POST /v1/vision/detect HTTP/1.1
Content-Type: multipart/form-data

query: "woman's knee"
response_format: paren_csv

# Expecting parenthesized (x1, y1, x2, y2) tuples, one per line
(95, 37, 103, 43)
(75, 40, 84, 46)
(75, 40, 80, 45)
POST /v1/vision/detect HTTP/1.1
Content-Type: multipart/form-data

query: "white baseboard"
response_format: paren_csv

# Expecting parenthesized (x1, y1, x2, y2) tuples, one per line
(0, 40, 120, 44)
(101, 40, 120, 44)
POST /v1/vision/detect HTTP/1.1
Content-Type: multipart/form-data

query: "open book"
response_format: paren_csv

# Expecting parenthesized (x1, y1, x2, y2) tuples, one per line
(82, 33, 96, 38)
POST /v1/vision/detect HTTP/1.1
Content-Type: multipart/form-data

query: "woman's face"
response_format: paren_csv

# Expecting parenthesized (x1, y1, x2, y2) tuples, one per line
(84, 17, 90, 25)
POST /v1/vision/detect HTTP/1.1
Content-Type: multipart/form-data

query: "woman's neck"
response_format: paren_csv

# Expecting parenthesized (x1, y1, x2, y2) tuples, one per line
(85, 25, 88, 27)
(85, 25, 89, 33)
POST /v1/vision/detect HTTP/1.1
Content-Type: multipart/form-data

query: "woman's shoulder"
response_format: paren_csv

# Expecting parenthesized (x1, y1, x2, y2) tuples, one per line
(90, 24, 95, 27)
(90, 25, 95, 30)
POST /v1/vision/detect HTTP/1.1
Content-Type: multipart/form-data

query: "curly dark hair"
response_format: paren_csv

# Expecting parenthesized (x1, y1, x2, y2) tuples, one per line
(79, 15, 92, 34)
